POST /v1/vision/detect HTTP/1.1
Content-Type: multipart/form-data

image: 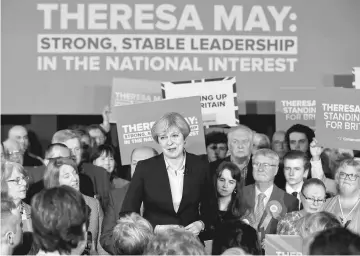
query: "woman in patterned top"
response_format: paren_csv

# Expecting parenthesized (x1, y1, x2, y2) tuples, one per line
(320, 158, 360, 235)
(44, 157, 107, 255)
(277, 178, 326, 235)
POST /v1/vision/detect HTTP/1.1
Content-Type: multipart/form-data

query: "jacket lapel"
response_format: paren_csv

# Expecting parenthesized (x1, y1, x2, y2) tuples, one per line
(177, 153, 191, 213)
(258, 185, 283, 232)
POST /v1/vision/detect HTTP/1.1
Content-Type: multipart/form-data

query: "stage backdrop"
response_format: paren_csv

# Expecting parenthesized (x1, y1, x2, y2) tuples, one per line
(2, 0, 360, 114)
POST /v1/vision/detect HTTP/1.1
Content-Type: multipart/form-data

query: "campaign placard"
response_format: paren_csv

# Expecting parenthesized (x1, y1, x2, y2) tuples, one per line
(316, 87, 360, 150)
(109, 77, 162, 122)
(162, 77, 239, 127)
(114, 96, 206, 165)
(275, 87, 316, 131)
(265, 235, 303, 255)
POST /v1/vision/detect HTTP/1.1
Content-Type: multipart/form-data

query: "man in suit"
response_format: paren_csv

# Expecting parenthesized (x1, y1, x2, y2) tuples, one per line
(243, 148, 298, 241)
(210, 125, 255, 185)
(100, 146, 158, 255)
(282, 150, 310, 207)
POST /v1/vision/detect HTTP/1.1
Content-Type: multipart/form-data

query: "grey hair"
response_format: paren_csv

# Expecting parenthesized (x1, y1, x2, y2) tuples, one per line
(252, 148, 280, 165)
(113, 212, 154, 255)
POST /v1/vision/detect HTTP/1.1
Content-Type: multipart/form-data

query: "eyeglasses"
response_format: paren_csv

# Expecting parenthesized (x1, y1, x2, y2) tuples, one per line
(301, 191, 326, 204)
(7, 176, 30, 185)
(339, 172, 359, 181)
(231, 139, 250, 146)
(252, 162, 278, 170)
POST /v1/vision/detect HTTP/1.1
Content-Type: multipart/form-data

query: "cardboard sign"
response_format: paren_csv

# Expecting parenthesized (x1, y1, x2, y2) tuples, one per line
(113, 96, 206, 165)
(275, 87, 316, 131)
(265, 235, 303, 255)
(162, 77, 239, 127)
(316, 87, 360, 150)
(109, 78, 162, 122)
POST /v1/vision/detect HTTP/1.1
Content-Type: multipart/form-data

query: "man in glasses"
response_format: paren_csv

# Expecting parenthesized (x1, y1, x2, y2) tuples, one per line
(243, 149, 298, 239)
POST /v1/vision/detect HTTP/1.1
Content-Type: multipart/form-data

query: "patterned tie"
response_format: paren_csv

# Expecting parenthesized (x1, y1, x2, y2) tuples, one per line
(254, 193, 266, 228)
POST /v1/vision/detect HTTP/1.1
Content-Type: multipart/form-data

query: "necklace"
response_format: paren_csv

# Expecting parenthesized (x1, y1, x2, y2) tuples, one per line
(338, 196, 360, 227)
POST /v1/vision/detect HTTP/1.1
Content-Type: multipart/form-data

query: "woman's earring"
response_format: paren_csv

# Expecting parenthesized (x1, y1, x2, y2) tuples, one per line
(233, 189, 237, 194)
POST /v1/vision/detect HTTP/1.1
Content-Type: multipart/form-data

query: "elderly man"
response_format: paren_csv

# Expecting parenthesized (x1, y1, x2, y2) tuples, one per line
(7, 125, 43, 166)
(51, 129, 111, 210)
(243, 149, 298, 245)
(210, 125, 255, 185)
(101, 146, 158, 254)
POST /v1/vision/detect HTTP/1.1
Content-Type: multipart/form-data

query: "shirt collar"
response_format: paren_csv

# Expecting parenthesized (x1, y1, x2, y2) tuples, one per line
(286, 181, 303, 194)
(164, 152, 186, 173)
(255, 184, 274, 199)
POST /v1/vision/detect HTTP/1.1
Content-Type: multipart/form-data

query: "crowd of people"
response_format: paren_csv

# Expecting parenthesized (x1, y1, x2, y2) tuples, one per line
(1, 109, 360, 255)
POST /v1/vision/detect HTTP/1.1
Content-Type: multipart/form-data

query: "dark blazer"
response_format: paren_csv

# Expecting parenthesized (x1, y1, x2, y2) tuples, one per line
(79, 163, 111, 211)
(121, 152, 217, 230)
(100, 185, 129, 255)
(210, 156, 255, 185)
(243, 184, 299, 235)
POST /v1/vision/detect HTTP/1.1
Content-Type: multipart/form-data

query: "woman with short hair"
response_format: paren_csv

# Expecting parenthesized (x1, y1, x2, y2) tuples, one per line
(277, 178, 327, 235)
(43, 157, 107, 254)
(121, 112, 217, 237)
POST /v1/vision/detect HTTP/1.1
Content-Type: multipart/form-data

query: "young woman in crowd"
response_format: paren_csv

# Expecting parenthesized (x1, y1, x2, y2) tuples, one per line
(321, 158, 360, 235)
(277, 178, 327, 235)
(43, 157, 107, 255)
(90, 144, 129, 189)
(201, 161, 249, 240)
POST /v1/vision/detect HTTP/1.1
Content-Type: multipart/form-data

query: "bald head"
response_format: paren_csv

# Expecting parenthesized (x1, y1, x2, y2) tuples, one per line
(8, 125, 29, 152)
(271, 130, 287, 159)
(130, 147, 158, 177)
(44, 143, 71, 166)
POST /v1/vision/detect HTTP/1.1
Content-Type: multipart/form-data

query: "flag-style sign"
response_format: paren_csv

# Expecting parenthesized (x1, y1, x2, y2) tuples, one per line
(161, 77, 239, 127)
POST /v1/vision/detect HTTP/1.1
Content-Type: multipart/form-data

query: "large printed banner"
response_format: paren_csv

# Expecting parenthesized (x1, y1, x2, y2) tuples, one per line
(109, 78, 162, 122)
(3, 1, 360, 114)
(316, 88, 360, 150)
(114, 96, 206, 165)
(265, 235, 303, 255)
(162, 77, 238, 127)
(275, 87, 316, 130)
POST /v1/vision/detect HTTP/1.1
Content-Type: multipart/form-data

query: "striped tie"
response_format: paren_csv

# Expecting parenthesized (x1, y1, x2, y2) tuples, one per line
(254, 193, 266, 228)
